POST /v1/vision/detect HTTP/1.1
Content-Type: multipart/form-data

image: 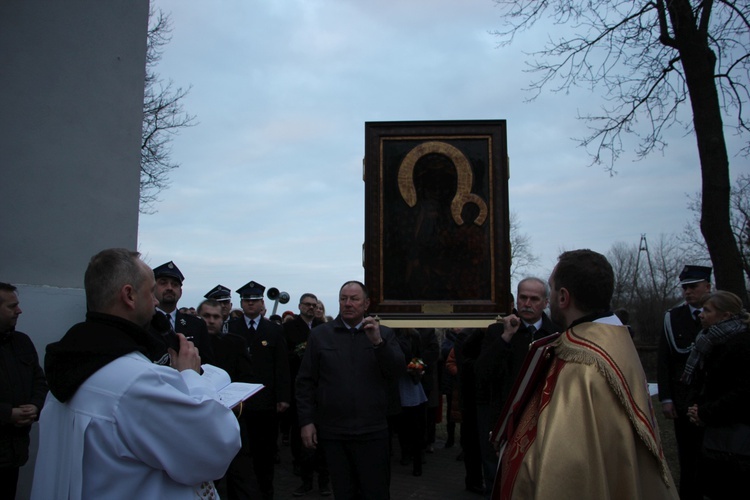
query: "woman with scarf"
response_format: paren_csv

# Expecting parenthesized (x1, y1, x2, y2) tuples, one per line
(682, 290, 750, 499)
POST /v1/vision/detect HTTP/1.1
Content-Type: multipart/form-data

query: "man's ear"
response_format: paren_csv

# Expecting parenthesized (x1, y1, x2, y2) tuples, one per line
(557, 287, 571, 310)
(121, 284, 137, 311)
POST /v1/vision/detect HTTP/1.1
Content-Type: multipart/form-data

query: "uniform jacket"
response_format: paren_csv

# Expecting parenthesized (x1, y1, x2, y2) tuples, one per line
(148, 311, 215, 366)
(0, 330, 48, 467)
(228, 316, 290, 411)
(283, 315, 322, 403)
(657, 303, 701, 412)
(208, 333, 253, 383)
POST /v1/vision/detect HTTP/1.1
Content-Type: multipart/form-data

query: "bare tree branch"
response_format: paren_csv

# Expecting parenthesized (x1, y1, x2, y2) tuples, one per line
(140, 8, 196, 214)
(493, 0, 749, 302)
(509, 211, 541, 281)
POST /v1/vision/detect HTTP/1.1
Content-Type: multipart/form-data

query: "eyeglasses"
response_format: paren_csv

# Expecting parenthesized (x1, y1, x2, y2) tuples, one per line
(301, 302, 317, 308)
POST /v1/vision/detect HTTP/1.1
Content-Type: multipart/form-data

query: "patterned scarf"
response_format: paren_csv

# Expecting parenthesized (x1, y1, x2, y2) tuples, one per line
(681, 316, 747, 384)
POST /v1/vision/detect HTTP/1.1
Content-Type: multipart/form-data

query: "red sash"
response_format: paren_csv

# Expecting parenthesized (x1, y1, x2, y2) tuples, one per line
(489, 332, 561, 499)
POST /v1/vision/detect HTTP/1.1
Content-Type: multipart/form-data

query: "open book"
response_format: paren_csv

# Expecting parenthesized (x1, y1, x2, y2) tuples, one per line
(201, 364, 264, 409)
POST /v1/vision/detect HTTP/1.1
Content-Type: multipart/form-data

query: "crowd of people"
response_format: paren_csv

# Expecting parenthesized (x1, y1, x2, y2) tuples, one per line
(1, 248, 748, 499)
(177, 301, 332, 328)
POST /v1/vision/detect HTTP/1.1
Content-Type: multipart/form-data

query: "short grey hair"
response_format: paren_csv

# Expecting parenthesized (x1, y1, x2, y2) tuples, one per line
(517, 277, 550, 299)
(339, 281, 369, 299)
(84, 248, 146, 312)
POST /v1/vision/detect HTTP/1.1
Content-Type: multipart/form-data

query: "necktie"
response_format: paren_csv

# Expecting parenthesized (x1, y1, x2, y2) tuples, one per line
(693, 310, 702, 326)
(249, 320, 256, 334)
(527, 324, 537, 340)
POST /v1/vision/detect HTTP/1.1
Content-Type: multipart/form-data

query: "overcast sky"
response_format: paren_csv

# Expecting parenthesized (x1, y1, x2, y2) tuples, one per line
(138, 0, 744, 315)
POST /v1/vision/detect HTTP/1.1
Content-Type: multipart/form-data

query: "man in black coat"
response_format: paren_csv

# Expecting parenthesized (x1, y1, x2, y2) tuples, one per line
(149, 261, 214, 365)
(296, 281, 405, 500)
(474, 277, 561, 494)
(198, 299, 254, 500)
(204, 284, 233, 333)
(657, 265, 711, 500)
(198, 299, 252, 383)
(228, 281, 290, 500)
(282, 293, 329, 496)
(0, 282, 48, 498)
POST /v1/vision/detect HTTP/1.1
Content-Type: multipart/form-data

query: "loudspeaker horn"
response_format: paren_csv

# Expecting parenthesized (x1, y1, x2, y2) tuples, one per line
(267, 287, 290, 316)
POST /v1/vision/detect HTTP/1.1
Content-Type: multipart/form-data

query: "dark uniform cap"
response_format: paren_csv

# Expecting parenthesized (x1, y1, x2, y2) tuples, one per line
(237, 281, 265, 300)
(204, 284, 231, 301)
(678, 265, 712, 285)
(153, 261, 185, 283)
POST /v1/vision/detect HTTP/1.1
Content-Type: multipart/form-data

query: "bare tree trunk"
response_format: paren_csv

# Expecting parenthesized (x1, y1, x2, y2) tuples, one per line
(667, 0, 749, 304)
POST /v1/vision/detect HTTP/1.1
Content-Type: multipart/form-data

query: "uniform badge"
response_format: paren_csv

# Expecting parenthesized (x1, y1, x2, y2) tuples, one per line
(262, 340, 268, 346)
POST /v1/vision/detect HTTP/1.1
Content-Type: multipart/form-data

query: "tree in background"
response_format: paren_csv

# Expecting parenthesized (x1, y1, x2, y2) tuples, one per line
(140, 9, 195, 214)
(608, 241, 639, 306)
(509, 211, 541, 281)
(493, 0, 749, 303)
(682, 173, 750, 286)
(607, 234, 684, 344)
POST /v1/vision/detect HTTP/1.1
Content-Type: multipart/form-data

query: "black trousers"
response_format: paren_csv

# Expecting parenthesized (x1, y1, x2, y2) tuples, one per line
(477, 403, 498, 493)
(460, 404, 485, 491)
(395, 404, 426, 463)
(321, 435, 391, 500)
(699, 447, 750, 499)
(288, 403, 303, 468)
(0, 466, 19, 500)
(299, 434, 330, 485)
(673, 414, 704, 500)
(217, 418, 255, 500)
(245, 409, 279, 499)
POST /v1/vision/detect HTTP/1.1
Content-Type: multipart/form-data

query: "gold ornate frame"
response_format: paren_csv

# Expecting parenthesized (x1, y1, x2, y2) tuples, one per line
(363, 120, 511, 327)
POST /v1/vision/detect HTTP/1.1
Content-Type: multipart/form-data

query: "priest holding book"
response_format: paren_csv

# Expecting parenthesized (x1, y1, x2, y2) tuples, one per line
(32, 248, 240, 499)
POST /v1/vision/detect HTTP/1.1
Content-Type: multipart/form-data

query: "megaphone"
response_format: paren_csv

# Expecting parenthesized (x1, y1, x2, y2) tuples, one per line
(267, 287, 290, 315)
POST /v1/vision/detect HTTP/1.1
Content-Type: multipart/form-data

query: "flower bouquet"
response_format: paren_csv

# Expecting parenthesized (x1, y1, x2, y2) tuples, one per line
(294, 341, 307, 359)
(407, 357, 426, 383)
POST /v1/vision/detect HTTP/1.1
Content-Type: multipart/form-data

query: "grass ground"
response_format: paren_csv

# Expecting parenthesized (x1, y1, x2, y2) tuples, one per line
(655, 396, 680, 486)
(639, 345, 680, 485)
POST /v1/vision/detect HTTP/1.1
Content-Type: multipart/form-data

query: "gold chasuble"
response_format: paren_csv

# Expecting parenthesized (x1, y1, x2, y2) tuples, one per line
(497, 322, 678, 499)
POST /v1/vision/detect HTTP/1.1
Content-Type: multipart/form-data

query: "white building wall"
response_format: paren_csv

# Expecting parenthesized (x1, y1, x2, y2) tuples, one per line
(0, 1, 149, 497)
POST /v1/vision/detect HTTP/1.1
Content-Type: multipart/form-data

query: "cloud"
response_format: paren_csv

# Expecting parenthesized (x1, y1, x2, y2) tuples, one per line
(142, 0, 731, 312)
